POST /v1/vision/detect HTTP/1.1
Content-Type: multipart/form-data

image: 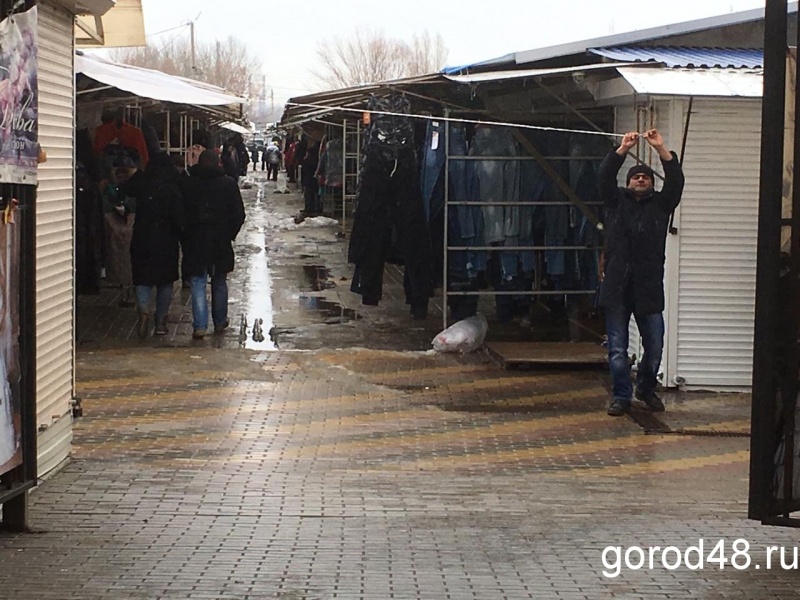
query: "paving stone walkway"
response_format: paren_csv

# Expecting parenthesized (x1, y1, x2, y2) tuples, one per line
(0, 174, 789, 600)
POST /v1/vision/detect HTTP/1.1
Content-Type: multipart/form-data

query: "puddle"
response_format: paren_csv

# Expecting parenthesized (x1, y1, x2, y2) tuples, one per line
(298, 296, 362, 323)
(303, 265, 336, 291)
(240, 226, 277, 350)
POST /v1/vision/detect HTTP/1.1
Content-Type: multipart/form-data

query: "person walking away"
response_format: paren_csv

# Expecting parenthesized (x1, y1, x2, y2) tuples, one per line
(598, 129, 684, 417)
(300, 137, 321, 216)
(251, 145, 259, 173)
(265, 140, 281, 181)
(234, 134, 250, 177)
(101, 148, 139, 307)
(123, 153, 186, 337)
(179, 150, 246, 339)
(221, 137, 240, 180)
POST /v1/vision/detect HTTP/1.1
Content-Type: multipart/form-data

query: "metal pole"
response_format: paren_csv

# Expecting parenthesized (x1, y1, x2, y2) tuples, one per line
(342, 120, 347, 232)
(190, 20, 196, 75)
(443, 111, 450, 332)
(782, 12, 800, 516)
(749, 0, 788, 522)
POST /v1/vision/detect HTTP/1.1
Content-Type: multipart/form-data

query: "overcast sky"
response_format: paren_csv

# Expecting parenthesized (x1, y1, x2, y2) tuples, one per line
(139, 0, 766, 105)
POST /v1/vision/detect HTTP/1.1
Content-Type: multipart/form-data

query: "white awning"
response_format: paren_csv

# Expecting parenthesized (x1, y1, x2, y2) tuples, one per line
(220, 122, 251, 135)
(76, 52, 247, 106)
(616, 66, 763, 97)
(444, 62, 641, 84)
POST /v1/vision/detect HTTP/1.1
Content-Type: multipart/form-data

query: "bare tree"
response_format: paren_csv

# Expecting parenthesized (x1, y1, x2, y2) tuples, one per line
(111, 35, 262, 99)
(314, 28, 449, 89)
(405, 31, 449, 77)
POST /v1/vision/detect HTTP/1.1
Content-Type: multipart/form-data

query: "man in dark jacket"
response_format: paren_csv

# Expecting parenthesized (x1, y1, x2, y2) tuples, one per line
(598, 129, 684, 417)
(126, 153, 186, 337)
(179, 150, 246, 339)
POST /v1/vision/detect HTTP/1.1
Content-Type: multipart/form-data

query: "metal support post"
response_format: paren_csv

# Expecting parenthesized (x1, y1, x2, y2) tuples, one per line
(749, 0, 789, 522)
(443, 110, 450, 331)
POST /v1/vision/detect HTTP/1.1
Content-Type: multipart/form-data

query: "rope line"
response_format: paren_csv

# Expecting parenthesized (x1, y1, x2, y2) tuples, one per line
(285, 101, 631, 139)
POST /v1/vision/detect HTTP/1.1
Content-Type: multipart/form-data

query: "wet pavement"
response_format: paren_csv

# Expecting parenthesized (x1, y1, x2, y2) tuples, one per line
(0, 173, 792, 599)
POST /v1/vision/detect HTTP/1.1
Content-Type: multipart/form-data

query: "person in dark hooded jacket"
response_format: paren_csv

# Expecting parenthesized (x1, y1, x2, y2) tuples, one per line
(124, 152, 186, 337)
(179, 150, 246, 339)
(598, 128, 684, 417)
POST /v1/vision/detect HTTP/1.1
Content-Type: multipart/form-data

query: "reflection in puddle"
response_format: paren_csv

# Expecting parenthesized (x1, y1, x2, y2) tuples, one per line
(303, 265, 336, 291)
(298, 296, 362, 323)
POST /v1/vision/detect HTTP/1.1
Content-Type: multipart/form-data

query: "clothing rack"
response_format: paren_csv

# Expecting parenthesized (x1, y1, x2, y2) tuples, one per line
(441, 108, 605, 330)
(341, 119, 361, 233)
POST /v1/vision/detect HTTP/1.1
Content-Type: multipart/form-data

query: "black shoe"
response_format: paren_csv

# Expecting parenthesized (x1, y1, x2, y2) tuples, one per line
(136, 312, 150, 339)
(635, 390, 665, 412)
(214, 319, 229, 334)
(607, 400, 631, 417)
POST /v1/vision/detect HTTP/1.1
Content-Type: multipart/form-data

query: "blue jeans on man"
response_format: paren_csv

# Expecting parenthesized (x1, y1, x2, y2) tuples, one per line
(190, 268, 229, 335)
(135, 283, 174, 336)
(605, 306, 664, 412)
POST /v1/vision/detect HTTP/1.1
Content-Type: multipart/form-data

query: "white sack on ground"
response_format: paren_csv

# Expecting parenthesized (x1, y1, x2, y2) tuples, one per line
(276, 216, 340, 231)
(432, 314, 488, 354)
(274, 172, 289, 193)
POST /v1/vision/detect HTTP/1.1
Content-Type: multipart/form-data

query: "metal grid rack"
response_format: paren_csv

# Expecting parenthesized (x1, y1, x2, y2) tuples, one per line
(440, 110, 607, 330)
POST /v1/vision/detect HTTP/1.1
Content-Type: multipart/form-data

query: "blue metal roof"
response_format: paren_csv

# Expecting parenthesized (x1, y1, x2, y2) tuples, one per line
(589, 46, 763, 69)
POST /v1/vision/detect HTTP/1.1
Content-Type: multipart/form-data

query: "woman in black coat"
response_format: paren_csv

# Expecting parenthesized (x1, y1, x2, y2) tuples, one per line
(125, 152, 186, 337)
(179, 150, 246, 339)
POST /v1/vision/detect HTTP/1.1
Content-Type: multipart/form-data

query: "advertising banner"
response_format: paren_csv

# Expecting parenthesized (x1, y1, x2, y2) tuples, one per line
(0, 6, 38, 185)
(0, 202, 20, 476)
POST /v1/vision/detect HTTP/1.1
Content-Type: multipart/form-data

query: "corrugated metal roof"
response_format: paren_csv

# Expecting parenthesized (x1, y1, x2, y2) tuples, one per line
(590, 46, 763, 68)
(443, 62, 640, 84)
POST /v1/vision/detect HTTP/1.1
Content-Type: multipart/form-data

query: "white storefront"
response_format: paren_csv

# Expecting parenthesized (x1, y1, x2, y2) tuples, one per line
(36, 0, 141, 476)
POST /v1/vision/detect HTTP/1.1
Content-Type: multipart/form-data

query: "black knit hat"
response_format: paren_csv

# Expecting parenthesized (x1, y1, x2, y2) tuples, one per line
(626, 163, 655, 185)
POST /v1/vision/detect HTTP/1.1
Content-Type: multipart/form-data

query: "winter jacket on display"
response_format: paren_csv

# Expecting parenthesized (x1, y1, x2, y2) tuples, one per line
(125, 154, 186, 287)
(179, 164, 246, 277)
(348, 94, 433, 314)
(597, 149, 684, 315)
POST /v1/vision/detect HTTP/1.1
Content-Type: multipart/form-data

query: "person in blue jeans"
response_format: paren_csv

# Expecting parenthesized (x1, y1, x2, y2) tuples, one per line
(179, 150, 246, 339)
(597, 129, 684, 416)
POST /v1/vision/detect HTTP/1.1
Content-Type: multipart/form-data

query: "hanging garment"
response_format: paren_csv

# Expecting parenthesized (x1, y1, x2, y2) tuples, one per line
(348, 144, 433, 316)
(471, 127, 521, 244)
(324, 140, 343, 188)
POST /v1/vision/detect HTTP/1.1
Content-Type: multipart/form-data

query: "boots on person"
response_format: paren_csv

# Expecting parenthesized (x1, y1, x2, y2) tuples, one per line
(136, 310, 150, 338)
(154, 316, 168, 336)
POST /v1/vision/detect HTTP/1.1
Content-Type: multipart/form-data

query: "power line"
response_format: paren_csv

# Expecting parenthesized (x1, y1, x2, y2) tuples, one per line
(146, 23, 188, 38)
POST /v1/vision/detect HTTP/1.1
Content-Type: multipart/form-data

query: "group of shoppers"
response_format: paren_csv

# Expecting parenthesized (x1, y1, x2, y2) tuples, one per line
(88, 109, 246, 341)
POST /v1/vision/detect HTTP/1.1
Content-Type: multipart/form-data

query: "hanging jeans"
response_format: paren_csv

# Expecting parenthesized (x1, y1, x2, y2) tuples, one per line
(471, 127, 520, 244)
(605, 305, 664, 404)
(349, 144, 432, 315)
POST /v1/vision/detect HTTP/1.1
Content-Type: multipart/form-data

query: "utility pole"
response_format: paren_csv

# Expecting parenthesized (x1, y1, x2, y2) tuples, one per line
(188, 12, 202, 77)
(189, 20, 196, 75)
(270, 90, 274, 124)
